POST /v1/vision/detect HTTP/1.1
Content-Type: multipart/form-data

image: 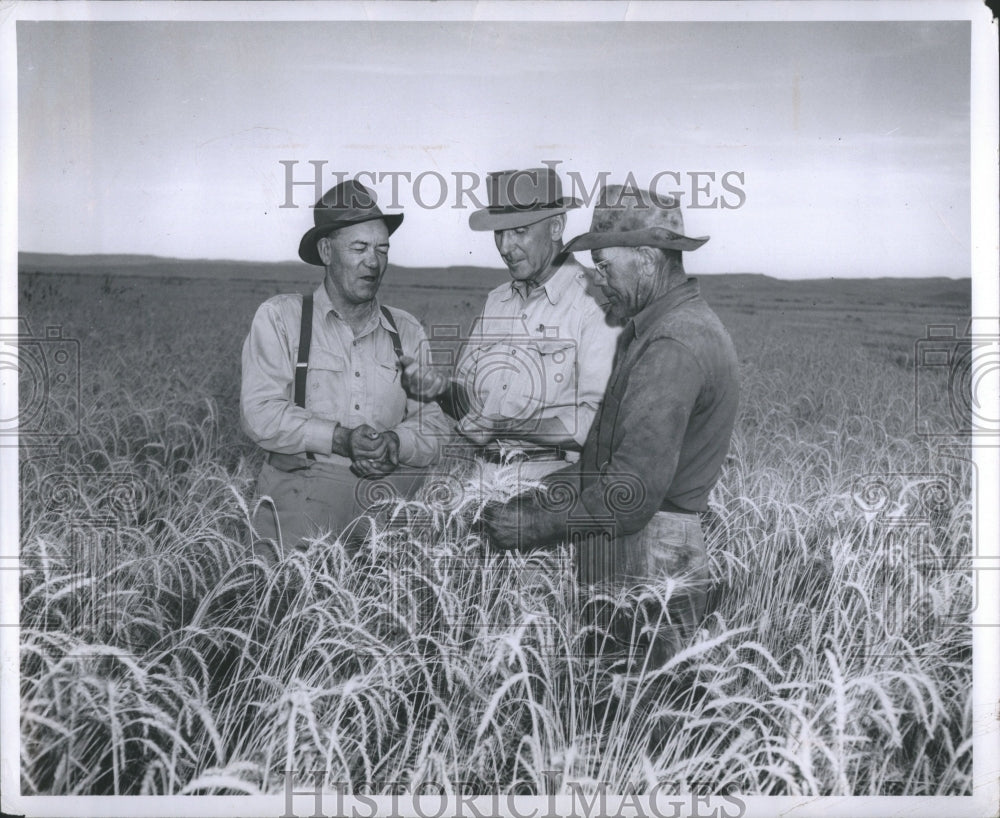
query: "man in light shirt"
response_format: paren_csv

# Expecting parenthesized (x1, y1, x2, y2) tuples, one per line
(241, 180, 450, 553)
(400, 166, 620, 482)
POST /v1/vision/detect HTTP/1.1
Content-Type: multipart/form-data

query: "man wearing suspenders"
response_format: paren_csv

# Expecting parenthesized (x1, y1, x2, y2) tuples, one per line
(241, 180, 451, 553)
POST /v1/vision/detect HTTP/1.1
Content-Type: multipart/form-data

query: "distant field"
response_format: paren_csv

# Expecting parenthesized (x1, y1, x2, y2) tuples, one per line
(17, 255, 973, 796)
(17, 251, 971, 373)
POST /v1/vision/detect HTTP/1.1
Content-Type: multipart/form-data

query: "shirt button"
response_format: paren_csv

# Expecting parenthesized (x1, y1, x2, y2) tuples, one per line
(521, 313, 527, 319)
(354, 403, 360, 410)
(502, 385, 507, 390)
(355, 371, 361, 377)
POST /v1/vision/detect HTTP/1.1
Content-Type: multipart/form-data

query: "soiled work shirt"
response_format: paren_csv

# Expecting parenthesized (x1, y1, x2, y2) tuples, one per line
(533, 277, 740, 583)
(455, 255, 620, 447)
(241, 282, 450, 468)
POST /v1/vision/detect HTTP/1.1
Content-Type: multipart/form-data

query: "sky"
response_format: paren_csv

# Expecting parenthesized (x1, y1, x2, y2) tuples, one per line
(15, 16, 972, 278)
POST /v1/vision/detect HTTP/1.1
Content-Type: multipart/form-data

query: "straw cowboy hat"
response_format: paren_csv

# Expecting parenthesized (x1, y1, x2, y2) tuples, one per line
(469, 167, 582, 231)
(564, 184, 709, 253)
(298, 180, 404, 265)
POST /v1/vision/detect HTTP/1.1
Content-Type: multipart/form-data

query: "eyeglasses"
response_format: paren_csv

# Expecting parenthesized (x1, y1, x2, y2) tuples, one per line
(593, 259, 612, 276)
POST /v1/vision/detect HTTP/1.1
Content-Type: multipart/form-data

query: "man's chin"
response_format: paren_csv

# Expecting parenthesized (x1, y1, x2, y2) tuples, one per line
(604, 303, 629, 326)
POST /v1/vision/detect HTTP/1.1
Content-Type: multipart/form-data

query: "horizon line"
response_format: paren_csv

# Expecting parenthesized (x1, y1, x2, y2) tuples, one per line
(15, 250, 973, 282)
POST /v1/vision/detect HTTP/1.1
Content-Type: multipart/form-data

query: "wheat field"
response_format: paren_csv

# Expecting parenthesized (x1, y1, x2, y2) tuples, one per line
(16, 264, 973, 797)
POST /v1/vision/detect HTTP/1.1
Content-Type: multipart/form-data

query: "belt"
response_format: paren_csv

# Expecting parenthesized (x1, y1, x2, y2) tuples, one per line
(267, 450, 357, 472)
(267, 451, 313, 473)
(479, 445, 566, 465)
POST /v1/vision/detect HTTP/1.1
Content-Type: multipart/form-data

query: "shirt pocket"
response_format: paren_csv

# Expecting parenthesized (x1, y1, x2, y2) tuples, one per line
(522, 338, 577, 411)
(372, 357, 407, 426)
(462, 340, 509, 417)
(306, 349, 347, 418)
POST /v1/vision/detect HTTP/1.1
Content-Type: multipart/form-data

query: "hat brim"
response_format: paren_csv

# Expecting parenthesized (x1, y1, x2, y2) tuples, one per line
(298, 212, 404, 265)
(468, 199, 581, 232)
(564, 226, 709, 254)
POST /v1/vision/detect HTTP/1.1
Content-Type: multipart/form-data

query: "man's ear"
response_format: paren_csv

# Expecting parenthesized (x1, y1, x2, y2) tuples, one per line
(636, 246, 659, 276)
(548, 213, 566, 241)
(317, 236, 332, 266)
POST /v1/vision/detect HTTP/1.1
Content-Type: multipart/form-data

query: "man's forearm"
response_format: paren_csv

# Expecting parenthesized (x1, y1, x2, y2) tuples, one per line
(435, 381, 470, 421)
(391, 405, 448, 467)
(331, 423, 352, 457)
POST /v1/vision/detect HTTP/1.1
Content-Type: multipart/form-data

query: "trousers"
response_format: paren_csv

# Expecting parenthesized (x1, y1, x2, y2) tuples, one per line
(581, 511, 713, 752)
(582, 510, 711, 669)
(251, 460, 427, 557)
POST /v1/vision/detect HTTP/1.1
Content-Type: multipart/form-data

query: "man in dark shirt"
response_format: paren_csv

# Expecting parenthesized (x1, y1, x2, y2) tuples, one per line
(482, 183, 740, 668)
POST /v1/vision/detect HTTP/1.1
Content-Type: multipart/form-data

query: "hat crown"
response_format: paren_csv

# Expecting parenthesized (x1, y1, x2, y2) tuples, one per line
(592, 185, 686, 237)
(562, 183, 708, 253)
(298, 179, 403, 265)
(486, 167, 566, 211)
(469, 166, 581, 231)
(313, 180, 383, 226)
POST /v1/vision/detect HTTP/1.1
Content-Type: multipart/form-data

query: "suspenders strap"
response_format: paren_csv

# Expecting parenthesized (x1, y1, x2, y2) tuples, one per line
(294, 293, 317, 463)
(380, 305, 404, 359)
(294, 293, 313, 409)
(291, 299, 407, 450)
(380, 306, 409, 421)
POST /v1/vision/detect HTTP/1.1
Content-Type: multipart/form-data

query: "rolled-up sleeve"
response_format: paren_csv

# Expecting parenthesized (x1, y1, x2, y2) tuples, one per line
(240, 300, 336, 456)
(392, 401, 450, 466)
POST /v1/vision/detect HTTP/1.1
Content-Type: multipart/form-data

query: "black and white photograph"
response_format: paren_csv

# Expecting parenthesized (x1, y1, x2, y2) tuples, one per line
(2, 2, 998, 817)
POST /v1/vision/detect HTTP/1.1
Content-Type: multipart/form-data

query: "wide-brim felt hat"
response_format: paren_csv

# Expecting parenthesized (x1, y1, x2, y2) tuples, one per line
(564, 184, 709, 253)
(469, 167, 582, 231)
(299, 180, 403, 265)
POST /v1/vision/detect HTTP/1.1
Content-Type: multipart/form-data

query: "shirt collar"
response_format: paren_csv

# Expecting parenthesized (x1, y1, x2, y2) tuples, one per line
(630, 277, 701, 338)
(313, 282, 384, 335)
(500, 253, 580, 306)
(313, 281, 335, 315)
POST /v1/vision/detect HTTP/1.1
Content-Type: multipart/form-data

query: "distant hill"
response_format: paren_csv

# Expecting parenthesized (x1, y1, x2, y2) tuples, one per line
(18, 252, 508, 291)
(18, 251, 970, 313)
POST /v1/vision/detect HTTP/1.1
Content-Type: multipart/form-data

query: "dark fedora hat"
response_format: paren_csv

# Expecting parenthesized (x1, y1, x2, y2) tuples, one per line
(469, 167, 582, 231)
(564, 184, 709, 253)
(298, 180, 403, 265)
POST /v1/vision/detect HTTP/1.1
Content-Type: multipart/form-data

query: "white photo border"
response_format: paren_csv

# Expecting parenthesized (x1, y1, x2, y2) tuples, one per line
(2, 2, 997, 817)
